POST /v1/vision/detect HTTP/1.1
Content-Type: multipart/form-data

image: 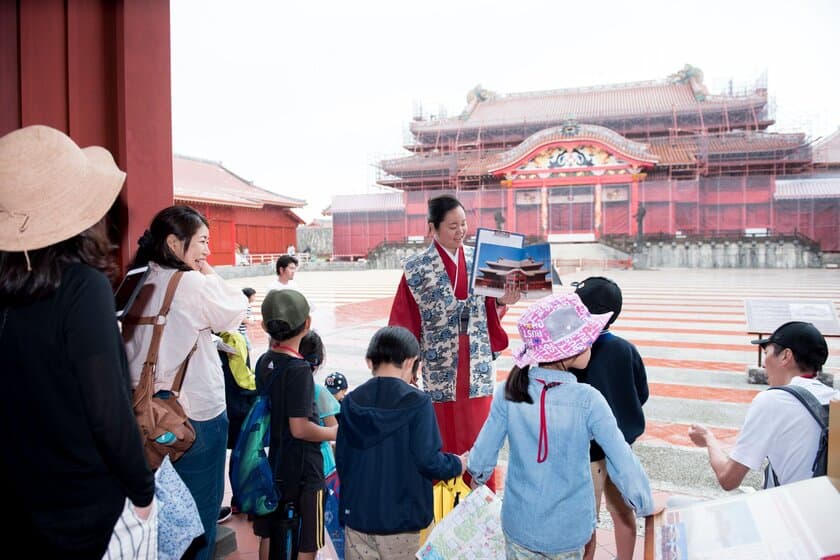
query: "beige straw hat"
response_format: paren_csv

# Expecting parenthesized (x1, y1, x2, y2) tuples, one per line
(0, 124, 126, 252)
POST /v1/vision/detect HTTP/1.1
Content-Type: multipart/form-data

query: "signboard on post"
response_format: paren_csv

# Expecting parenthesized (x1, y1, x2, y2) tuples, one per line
(744, 299, 840, 336)
(744, 299, 840, 368)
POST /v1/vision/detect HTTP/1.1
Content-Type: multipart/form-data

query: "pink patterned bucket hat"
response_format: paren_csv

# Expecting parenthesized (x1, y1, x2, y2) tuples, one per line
(513, 293, 613, 368)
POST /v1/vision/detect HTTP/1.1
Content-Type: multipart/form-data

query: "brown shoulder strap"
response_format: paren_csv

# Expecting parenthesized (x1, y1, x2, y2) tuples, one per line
(170, 342, 197, 393)
(134, 270, 199, 397)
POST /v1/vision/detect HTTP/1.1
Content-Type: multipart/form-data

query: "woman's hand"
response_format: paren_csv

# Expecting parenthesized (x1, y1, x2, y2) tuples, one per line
(497, 284, 521, 307)
(197, 260, 215, 276)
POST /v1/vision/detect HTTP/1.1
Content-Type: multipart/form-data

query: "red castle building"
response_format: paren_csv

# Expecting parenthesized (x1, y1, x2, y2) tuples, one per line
(173, 155, 304, 266)
(331, 66, 840, 257)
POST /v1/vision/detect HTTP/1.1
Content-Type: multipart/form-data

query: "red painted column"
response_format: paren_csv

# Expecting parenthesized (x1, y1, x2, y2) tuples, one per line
(114, 0, 173, 269)
(2, 0, 174, 273)
(0, 1, 21, 135)
(18, 0, 68, 131)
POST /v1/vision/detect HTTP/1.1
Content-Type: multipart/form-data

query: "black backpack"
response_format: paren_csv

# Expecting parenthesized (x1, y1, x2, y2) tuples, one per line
(764, 384, 829, 488)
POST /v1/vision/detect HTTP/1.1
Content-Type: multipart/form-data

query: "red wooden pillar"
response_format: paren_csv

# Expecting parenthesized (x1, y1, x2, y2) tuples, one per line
(0, 0, 173, 272)
(114, 0, 173, 268)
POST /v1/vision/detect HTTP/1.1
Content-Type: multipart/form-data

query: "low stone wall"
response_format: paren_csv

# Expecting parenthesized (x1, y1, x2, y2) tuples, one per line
(366, 243, 426, 269)
(215, 258, 369, 280)
(634, 238, 823, 269)
(296, 225, 332, 260)
(218, 237, 827, 276)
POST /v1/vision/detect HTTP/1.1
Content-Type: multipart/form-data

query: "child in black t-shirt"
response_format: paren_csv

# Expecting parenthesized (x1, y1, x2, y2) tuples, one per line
(252, 289, 337, 560)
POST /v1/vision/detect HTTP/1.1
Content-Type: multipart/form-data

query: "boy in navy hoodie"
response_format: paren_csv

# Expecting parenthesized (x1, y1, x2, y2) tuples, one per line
(336, 326, 466, 559)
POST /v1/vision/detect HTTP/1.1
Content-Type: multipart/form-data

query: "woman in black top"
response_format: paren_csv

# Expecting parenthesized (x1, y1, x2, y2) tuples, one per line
(0, 125, 155, 558)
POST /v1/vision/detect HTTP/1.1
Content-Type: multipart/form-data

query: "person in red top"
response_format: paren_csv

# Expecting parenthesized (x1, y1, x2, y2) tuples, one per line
(388, 194, 519, 490)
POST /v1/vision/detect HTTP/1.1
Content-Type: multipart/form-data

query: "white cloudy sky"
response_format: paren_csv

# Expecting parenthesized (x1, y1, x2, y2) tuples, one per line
(170, 0, 840, 223)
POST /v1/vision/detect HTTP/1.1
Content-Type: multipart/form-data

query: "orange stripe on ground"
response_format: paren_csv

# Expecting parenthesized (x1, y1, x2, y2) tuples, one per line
(648, 382, 758, 403)
(594, 316, 746, 325)
(639, 421, 741, 449)
(643, 357, 744, 372)
(622, 310, 744, 317)
(495, 373, 758, 403)
(495, 355, 748, 373)
(626, 339, 754, 352)
(613, 325, 754, 336)
(622, 304, 744, 311)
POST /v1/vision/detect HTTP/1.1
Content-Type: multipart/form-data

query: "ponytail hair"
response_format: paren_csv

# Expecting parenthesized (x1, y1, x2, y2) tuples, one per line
(505, 365, 533, 404)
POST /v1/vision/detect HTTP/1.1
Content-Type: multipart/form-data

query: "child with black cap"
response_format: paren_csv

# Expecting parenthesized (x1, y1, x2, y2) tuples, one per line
(325, 372, 349, 403)
(571, 276, 649, 560)
(252, 289, 337, 560)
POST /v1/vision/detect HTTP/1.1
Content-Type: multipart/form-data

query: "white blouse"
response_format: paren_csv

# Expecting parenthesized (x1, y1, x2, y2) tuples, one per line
(124, 262, 247, 421)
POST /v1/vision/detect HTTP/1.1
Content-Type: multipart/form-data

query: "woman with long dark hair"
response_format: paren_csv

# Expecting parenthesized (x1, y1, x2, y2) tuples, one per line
(0, 125, 154, 558)
(123, 204, 247, 560)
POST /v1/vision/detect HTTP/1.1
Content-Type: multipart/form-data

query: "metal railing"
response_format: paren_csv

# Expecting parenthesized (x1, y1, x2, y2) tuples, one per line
(239, 253, 311, 267)
(553, 258, 632, 274)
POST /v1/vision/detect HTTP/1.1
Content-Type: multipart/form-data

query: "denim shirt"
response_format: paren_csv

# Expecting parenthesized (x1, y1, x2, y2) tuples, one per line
(467, 368, 653, 554)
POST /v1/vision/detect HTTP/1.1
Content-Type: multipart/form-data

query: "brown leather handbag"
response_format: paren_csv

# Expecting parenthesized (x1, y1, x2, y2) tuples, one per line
(126, 270, 197, 469)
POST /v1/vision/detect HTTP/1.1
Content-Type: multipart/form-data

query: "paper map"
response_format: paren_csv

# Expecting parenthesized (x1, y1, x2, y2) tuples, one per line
(416, 485, 505, 560)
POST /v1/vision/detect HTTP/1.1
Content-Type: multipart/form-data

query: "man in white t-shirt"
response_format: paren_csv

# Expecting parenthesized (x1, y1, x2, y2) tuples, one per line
(689, 321, 836, 490)
(270, 254, 298, 291)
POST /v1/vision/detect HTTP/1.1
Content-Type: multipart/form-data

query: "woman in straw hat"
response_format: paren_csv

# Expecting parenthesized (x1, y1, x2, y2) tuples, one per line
(122, 204, 247, 560)
(0, 125, 155, 558)
(467, 293, 654, 559)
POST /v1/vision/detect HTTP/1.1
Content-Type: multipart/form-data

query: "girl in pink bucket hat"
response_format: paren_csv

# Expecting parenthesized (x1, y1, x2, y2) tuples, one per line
(467, 293, 654, 559)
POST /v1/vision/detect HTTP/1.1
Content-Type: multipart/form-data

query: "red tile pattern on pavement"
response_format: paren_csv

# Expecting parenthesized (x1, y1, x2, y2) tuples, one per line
(642, 357, 746, 371)
(647, 382, 758, 404)
(640, 420, 741, 449)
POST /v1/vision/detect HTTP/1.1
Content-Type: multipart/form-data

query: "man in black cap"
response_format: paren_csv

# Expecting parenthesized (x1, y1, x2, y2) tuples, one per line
(572, 277, 649, 560)
(689, 321, 836, 490)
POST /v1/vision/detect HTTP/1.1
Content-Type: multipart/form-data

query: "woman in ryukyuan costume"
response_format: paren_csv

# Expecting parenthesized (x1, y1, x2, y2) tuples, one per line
(388, 194, 519, 490)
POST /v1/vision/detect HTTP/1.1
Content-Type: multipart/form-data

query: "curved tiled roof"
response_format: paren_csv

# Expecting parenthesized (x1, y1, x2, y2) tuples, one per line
(646, 131, 807, 165)
(813, 127, 840, 164)
(330, 191, 405, 212)
(411, 78, 767, 134)
(488, 123, 657, 172)
(173, 155, 305, 211)
(775, 177, 840, 199)
(381, 130, 808, 179)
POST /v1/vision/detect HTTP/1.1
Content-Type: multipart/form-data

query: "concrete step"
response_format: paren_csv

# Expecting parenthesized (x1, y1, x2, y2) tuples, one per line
(635, 441, 762, 496)
(644, 395, 748, 429)
(214, 525, 237, 559)
(549, 242, 630, 261)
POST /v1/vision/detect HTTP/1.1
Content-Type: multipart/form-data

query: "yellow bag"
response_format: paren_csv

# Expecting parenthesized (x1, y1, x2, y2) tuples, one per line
(420, 476, 472, 545)
(433, 476, 472, 522)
